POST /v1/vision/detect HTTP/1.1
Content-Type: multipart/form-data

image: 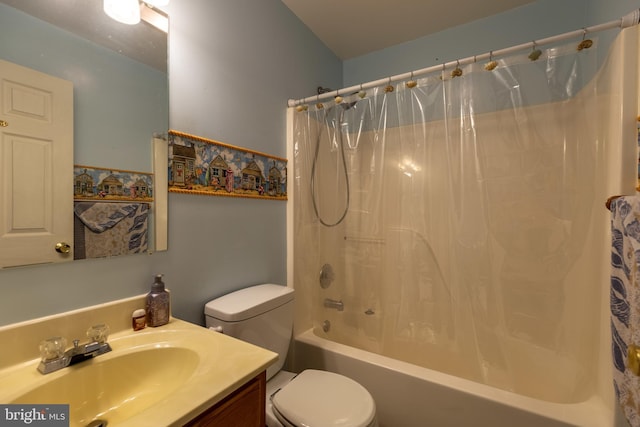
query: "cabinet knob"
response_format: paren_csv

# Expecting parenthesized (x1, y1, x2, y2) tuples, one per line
(55, 242, 71, 254)
(0, 120, 8, 127)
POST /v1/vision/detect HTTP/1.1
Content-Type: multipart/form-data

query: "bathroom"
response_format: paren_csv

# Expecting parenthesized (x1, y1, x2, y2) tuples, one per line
(1, 0, 640, 425)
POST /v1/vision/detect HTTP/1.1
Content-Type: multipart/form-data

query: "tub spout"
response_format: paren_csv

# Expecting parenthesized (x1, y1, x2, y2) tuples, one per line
(324, 298, 344, 311)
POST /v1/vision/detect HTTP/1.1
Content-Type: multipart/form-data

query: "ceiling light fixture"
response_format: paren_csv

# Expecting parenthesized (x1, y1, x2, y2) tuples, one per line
(140, 3, 169, 33)
(103, 0, 141, 25)
(143, 0, 170, 7)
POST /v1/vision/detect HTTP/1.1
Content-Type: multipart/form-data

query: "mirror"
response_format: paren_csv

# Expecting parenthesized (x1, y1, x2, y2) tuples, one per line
(0, 0, 168, 265)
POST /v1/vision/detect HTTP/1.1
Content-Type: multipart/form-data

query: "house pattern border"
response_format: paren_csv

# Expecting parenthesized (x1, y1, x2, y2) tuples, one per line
(168, 130, 287, 201)
(74, 165, 154, 202)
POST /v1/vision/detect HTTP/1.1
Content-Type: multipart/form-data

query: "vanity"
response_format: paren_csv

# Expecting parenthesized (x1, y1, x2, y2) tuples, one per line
(0, 295, 277, 427)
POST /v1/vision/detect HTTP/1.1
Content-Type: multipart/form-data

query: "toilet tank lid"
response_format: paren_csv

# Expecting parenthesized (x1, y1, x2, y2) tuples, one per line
(204, 284, 294, 321)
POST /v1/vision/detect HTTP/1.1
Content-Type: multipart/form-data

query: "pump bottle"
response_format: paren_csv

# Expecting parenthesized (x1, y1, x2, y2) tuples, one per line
(146, 274, 170, 327)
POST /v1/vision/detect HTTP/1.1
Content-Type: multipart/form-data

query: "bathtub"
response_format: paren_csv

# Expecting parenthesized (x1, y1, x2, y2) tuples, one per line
(292, 328, 616, 427)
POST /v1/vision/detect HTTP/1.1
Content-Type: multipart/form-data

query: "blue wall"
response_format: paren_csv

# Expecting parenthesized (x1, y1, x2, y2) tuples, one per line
(0, 0, 341, 326)
(148, 0, 342, 325)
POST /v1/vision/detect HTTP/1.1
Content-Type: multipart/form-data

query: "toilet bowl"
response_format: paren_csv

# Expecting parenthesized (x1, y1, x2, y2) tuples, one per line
(205, 284, 378, 427)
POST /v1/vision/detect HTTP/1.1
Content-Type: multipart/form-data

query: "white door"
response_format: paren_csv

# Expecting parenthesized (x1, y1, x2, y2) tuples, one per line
(0, 59, 73, 267)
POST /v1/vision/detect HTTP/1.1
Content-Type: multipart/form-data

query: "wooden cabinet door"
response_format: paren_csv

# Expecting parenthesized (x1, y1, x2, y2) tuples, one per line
(185, 371, 266, 427)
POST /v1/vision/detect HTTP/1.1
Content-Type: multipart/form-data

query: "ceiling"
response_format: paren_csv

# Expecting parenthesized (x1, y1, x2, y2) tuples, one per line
(281, 0, 536, 59)
(2, 1, 535, 68)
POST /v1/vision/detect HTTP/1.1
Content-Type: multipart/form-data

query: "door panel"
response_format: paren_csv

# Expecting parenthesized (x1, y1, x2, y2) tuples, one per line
(0, 59, 73, 267)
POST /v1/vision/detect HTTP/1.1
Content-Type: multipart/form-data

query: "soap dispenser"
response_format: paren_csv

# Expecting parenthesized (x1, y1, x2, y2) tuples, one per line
(146, 274, 170, 327)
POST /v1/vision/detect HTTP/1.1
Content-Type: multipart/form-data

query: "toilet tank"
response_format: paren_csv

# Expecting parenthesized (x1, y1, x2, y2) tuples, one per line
(204, 284, 294, 380)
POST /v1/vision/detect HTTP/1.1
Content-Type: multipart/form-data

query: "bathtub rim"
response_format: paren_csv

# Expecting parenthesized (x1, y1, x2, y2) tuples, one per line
(294, 327, 614, 427)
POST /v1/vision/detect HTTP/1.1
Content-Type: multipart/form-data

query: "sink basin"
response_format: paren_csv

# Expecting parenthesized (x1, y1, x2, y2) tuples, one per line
(11, 347, 199, 426)
(0, 318, 278, 427)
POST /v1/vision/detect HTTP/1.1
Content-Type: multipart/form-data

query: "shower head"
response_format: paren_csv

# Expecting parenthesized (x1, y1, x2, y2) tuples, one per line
(341, 101, 357, 111)
(340, 90, 362, 110)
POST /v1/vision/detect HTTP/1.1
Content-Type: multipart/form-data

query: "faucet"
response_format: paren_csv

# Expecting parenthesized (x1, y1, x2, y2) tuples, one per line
(323, 298, 344, 311)
(38, 324, 112, 375)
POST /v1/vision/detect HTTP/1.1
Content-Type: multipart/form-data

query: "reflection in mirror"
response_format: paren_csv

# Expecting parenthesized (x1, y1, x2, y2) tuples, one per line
(0, 0, 168, 267)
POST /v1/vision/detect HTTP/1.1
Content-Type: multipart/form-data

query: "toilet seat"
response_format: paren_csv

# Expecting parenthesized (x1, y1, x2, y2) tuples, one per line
(271, 369, 376, 427)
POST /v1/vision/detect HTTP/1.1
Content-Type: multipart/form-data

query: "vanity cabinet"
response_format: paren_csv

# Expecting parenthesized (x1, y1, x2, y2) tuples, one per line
(185, 371, 266, 427)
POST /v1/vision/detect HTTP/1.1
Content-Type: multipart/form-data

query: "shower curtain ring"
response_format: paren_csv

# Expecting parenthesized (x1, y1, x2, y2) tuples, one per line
(358, 83, 366, 99)
(485, 50, 498, 71)
(316, 94, 324, 110)
(335, 89, 343, 105)
(451, 60, 463, 78)
(406, 71, 418, 89)
(385, 77, 394, 93)
(529, 40, 542, 61)
(577, 28, 593, 51)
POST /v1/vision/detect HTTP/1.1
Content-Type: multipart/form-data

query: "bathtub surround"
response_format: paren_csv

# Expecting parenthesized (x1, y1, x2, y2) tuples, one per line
(290, 22, 638, 426)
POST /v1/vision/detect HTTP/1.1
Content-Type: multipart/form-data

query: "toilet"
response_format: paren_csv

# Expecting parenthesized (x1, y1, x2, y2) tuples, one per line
(205, 284, 378, 427)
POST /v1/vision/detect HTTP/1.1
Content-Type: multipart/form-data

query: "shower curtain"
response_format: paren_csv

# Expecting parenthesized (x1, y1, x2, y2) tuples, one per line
(292, 27, 638, 404)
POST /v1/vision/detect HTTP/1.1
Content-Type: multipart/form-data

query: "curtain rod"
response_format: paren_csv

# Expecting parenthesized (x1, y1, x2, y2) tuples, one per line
(287, 9, 640, 108)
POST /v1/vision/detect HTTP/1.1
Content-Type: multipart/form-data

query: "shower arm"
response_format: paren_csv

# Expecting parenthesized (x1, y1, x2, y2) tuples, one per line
(287, 9, 640, 108)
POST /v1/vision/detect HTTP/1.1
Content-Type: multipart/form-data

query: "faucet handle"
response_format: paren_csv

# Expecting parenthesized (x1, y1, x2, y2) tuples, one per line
(39, 337, 67, 361)
(87, 324, 110, 343)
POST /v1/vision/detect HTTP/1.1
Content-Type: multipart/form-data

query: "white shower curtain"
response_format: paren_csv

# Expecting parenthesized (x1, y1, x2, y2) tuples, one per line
(292, 27, 638, 404)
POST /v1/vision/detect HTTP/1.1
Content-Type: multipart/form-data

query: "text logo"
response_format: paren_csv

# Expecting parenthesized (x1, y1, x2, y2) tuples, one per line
(0, 405, 69, 426)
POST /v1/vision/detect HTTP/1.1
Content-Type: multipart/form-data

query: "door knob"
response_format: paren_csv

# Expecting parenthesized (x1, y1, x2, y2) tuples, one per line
(55, 242, 71, 254)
